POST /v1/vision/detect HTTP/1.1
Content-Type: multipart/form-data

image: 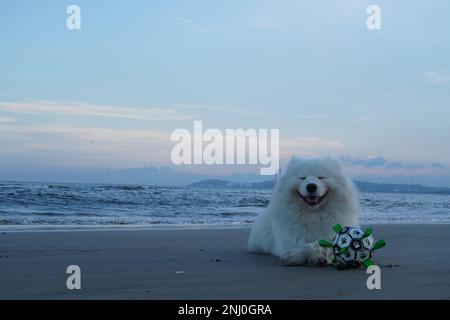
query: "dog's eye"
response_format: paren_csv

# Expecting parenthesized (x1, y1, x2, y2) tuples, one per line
(298, 177, 306, 180)
(318, 176, 326, 180)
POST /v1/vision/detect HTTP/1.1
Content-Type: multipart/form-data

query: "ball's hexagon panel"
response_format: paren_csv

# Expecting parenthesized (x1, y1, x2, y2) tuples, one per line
(340, 247, 356, 262)
(334, 233, 352, 248)
(348, 227, 364, 239)
(362, 235, 374, 250)
(351, 239, 363, 250)
(355, 248, 372, 262)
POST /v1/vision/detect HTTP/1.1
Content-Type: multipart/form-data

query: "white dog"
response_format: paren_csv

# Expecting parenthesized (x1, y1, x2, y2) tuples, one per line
(248, 157, 360, 266)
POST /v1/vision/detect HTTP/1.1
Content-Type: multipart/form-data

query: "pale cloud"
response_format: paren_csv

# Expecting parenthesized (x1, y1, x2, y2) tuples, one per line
(424, 71, 450, 85)
(0, 121, 343, 169)
(0, 115, 15, 123)
(340, 154, 449, 175)
(0, 124, 173, 168)
(0, 101, 192, 121)
(0, 100, 374, 124)
(173, 103, 373, 122)
(282, 137, 342, 149)
(341, 155, 387, 168)
(1, 121, 447, 176)
(173, 103, 273, 118)
(280, 136, 343, 158)
(175, 17, 193, 25)
(349, 116, 376, 123)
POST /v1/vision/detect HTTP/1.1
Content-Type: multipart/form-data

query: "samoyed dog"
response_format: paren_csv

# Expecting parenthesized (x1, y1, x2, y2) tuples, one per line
(248, 157, 360, 266)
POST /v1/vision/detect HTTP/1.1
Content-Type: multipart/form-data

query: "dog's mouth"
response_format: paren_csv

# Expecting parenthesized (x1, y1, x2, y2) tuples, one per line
(297, 190, 328, 206)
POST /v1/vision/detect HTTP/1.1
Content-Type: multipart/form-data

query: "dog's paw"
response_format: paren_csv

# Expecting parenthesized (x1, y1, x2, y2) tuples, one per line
(304, 253, 329, 266)
(280, 250, 308, 266)
(280, 247, 311, 266)
(280, 246, 332, 266)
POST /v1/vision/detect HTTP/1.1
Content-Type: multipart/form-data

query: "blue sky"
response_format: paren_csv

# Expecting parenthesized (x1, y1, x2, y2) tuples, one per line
(0, 0, 449, 180)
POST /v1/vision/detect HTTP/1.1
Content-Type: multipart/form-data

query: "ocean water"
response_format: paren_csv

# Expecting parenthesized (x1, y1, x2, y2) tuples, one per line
(0, 181, 449, 226)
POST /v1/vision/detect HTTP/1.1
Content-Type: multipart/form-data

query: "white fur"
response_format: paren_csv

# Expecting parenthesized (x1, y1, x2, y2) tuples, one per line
(248, 157, 360, 266)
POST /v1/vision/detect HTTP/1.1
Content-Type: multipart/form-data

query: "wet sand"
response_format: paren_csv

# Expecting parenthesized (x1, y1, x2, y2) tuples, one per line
(0, 224, 449, 299)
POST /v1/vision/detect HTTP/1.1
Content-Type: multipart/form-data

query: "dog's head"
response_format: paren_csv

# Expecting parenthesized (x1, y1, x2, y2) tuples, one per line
(276, 157, 357, 211)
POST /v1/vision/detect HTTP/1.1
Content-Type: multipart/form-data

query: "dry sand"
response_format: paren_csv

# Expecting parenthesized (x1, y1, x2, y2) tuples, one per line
(0, 224, 449, 299)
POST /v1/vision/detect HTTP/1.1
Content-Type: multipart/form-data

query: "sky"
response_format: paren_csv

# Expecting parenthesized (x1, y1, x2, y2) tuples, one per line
(0, 0, 450, 183)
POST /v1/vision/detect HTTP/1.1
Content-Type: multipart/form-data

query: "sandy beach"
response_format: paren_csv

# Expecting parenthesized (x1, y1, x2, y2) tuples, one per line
(0, 224, 449, 299)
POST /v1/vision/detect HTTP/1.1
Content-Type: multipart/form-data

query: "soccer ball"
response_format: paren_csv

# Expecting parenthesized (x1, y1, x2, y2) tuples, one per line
(332, 226, 374, 267)
(319, 224, 386, 269)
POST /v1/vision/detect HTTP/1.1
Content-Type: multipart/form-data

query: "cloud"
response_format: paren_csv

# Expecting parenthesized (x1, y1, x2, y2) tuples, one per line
(0, 120, 345, 169)
(405, 164, 426, 170)
(341, 155, 449, 173)
(424, 71, 450, 85)
(1, 119, 448, 177)
(0, 101, 192, 121)
(175, 17, 193, 25)
(385, 161, 405, 169)
(431, 162, 446, 169)
(341, 155, 387, 168)
(0, 100, 373, 124)
(279, 137, 343, 159)
(359, 157, 387, 168)
(349, 116, 376, 123)
(282, 137, 342, 150)
(0, 124, 173, 167)
(172, 103, 374, 122)
(0, 115, 15, 123)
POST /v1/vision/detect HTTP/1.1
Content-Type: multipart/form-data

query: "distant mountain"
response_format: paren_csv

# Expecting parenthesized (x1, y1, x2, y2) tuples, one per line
(3, 163, 450, 191)
(189, 179, 253, 188)
(353, 174, 450, 189)
(0, 165, 274, 186)
(353, 180, 450, 194)
(188, 179, 275, 189)
(188, 179, 450, 195)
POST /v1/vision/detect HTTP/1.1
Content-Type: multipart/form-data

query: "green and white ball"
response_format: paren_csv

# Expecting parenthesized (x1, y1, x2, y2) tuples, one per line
(332, 226, 374, 266)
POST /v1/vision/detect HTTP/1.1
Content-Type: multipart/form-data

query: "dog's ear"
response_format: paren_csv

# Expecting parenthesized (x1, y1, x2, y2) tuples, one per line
(287, 155, 302, 167)
(279, 156, 300, 179)
(276, 166, 282, 179)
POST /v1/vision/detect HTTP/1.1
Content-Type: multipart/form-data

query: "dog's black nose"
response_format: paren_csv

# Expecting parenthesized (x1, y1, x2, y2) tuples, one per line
(306, 183, 318, 193)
